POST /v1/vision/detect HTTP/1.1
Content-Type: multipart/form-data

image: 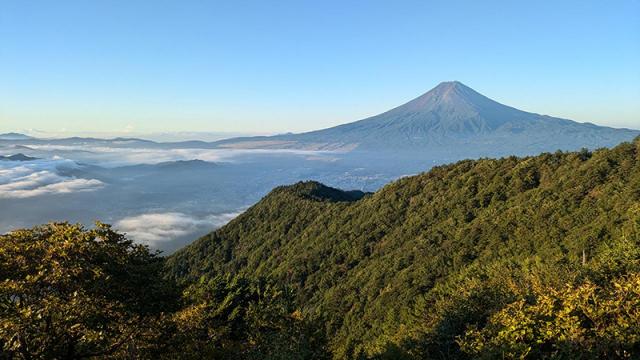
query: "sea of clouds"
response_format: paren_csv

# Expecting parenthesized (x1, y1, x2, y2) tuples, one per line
(114, 211, 241, 248)
(0, 142, 335, 249)
(24, 145, 335, 167)
(0, 157, 104, 199)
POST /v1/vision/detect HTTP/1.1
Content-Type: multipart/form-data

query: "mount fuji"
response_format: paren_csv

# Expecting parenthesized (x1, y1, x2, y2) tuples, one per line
(213, 81, 638, 157)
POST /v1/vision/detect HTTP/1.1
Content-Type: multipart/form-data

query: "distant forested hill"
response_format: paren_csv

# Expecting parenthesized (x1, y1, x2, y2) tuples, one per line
(166, 137, 640, 358)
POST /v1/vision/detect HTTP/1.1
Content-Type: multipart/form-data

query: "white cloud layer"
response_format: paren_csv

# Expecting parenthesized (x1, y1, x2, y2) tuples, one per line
(114, 211, 240, 246)
(0, 158, 104, 199)
(26, 145, 334, 167)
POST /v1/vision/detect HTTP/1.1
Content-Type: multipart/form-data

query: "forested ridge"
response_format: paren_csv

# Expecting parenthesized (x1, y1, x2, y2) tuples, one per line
(2, 138, 640, 359)
(166, 137, 640, 358)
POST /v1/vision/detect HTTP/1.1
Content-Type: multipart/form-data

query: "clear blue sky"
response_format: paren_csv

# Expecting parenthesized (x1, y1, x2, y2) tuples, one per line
(1, 0, 639, 135)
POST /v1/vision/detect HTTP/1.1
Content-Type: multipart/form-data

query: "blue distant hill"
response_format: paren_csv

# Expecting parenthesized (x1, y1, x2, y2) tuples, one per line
(0, 132, 33, 140)
(0, 153, 38, 161)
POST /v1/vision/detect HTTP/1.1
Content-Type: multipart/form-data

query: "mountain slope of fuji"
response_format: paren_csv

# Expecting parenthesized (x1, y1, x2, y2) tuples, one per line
(214, 81, 639, 156)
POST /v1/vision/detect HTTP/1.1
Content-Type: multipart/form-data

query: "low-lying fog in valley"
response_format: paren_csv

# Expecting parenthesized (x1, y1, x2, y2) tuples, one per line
(0, 139, 435, 252)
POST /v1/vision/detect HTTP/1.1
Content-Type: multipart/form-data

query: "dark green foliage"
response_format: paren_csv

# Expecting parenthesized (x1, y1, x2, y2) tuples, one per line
(0, 224, 328, 359)
(0, 223, 178, 359)
(160, 274, 330, 359)
(458, 236, 640, 359)
(274, 181, 368, 203)
(166, 137, 640, 358)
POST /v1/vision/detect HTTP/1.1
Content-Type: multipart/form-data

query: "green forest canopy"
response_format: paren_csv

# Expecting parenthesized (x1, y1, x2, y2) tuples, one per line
(166, 137, 640, 358)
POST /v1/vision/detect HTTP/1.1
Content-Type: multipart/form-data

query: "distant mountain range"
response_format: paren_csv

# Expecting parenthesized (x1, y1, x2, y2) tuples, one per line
(0, 153, 38, 161)
(0, 133, 33, 140)
(2, 82, 637, 158)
